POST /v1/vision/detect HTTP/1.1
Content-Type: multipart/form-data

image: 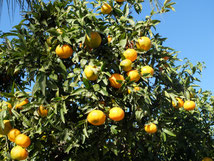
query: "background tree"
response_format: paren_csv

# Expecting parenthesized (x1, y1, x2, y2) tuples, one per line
(0, 0, 214, 160)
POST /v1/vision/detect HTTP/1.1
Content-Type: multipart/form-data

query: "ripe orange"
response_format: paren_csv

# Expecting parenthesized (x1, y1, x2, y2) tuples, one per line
(85, 32, 102, 48)
(0, 120, 12, 135)
(120, 59, 132, 72)
(8, 129, 21, 142)
(109, 107, 125, 121)
(144, 123, 157, 134)
(109, 73, 125, 88)
(128, 86, 140, 94)
(163, 56, 169, 60)
(127, 70, 140, 82)
(38, 105, 48, 117)
(84, 65, 98, 81)
(5, 102, 12, 109)
(15, 99, 29, 109)
(11, 146, 28, 160)
(107, 35, 112, 43)
(101, 3, 112, 14)
(202, 157, 213, 161)
(55, 44, 73, 59)
(136, 37, 152, 51)
(87, 110, 106, 126)
(123, 49, 137, 62)
(116, 0, 124, 2)
(183, 101, 196, 111)
(15, 134, 31, 148)
(172, 98, 184, 109)
(141, 66, 154, 77)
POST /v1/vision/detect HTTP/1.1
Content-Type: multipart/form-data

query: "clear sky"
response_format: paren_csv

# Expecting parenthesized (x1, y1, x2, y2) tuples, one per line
(0, 0, 214, 94)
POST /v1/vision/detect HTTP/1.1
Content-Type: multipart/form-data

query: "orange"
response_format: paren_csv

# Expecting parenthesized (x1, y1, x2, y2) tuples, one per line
(144, 123, 157, 134)
(172, 98, 184, 109)
(84, 65, 98, 81)
(202, 157, 213, 161)
(85, 31, 102, 48)
(116, 0, 124, 2)
(163, 56, 169, 60)
(136, 37, 152, 51)
(123, 49, 137, 62)
(141, 66, 154, 77)
(120, 59, 132, 72)
(109, 107, 125, 121)
(38, 105, 48, 117)
(11, 146, 28, 160)
(87, 110, 106, 126)
(8, 129, 21, 142)
(15, 134, 31, 148)
(109, 73, 125, 88)
(107, 35, 112, 43)
(55, 44, 73, 59)
(0, 120, 12, 135)
(5, 102, 12, 109)
(101, 3, 112, 14)
(127, 70, 140, 82)
(128, 86, 140, 94)
(15, 99, 29, 109)
(183, 101, 196, 111)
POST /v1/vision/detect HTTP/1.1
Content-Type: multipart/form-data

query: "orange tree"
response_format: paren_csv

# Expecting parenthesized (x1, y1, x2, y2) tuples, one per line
(0, 0, 214, 160)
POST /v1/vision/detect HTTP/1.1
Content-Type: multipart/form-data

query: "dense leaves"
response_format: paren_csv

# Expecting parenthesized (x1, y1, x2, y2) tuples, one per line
(0, 0, 213, 160)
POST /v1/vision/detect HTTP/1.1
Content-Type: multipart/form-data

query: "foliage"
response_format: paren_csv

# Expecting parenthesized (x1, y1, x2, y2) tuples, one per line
(0, 0, 213, 160)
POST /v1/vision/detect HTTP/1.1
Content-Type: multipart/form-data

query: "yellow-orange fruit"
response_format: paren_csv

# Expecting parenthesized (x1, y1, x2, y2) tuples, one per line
(144, 123, 157, 134)
(109, 73, 125, 88)
(141, 66, 154, 78)
(10, 146, 28, 160)
(183, 101, 196, 111)
(8, 129, 21, 142)
(87, 110, 106, 126)
(127, 70, 140, 82)
(172, 98, 184, 109)
(136, 37, 152, 51)
(123, 49, 137, 62)
(109, 107, 125, 121)
(55, 44, 73, 59)
(15, 134, 31, 148)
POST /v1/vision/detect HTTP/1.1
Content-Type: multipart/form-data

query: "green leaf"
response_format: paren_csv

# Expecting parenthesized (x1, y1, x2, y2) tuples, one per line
(162, 128, 176, 137)
(70, 88, 87, 96)
(60, 107, 65, 123)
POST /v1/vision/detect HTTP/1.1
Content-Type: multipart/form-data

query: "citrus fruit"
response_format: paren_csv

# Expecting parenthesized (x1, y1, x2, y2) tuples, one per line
(144, 123, 157, 134)
(101, 3, 112, 14)
(109, 107, 125, 121)
(136, 37, 152, 51)
(141, 66, 154, 77)
(0, 120, 12, 135)
(84, 65, 98, 81)
(15, 99, 29, 109)
(109, 73, 125, 88)
(120, 59, 132, 72)
(87, 110, 106, 126)
(38, 105, 48, 117)
(183, 101, 196, 111)
(127, 70, 140, 82)
(55, 44, 73, 59)
(107, 35, 112, 43)
(15, 134, 31, 148)
(116, 0, 124, 2)
(202, 157, 213, 161)
(172, 98, 184, 109)
(5, 102, 12, 109)
(163, 56, 169, 60)
(11, 146, 28, 160)
(123, 49, 137, 62)
(128, 85, 140, 94)
(8, 129, 21, 142)
(85, 31, 102, 48)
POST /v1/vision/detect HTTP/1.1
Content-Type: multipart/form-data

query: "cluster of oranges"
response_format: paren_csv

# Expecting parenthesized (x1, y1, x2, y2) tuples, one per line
(0, 120, 30, 160)
(172, 98, 196, 111)
(87, 107, 125, 125)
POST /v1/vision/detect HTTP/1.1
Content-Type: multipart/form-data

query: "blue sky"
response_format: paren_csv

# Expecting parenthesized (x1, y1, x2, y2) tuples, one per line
(0, 0, 214, 94)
